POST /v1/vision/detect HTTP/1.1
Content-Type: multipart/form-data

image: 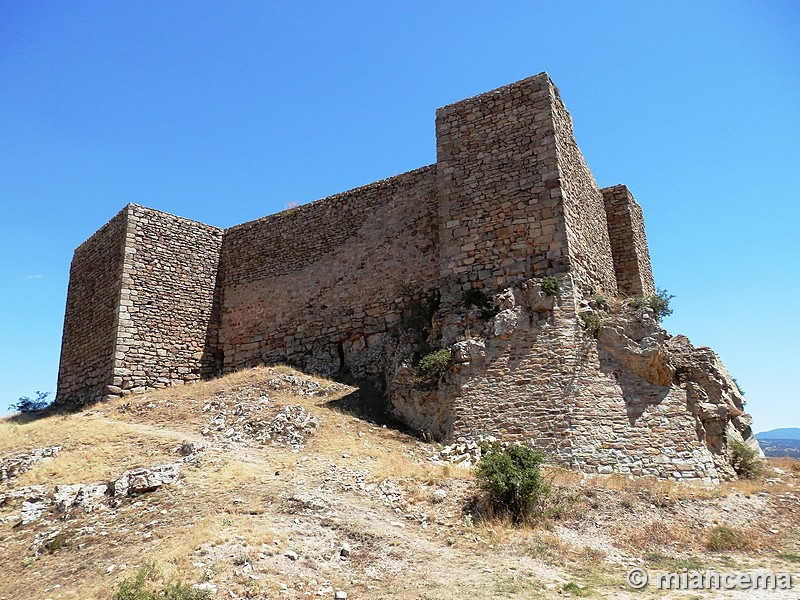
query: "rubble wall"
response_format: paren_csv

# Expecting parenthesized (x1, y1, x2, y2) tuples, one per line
(56, 209, 127, 406)
(218, 166, 440, 379)
(112, 205, 224, 395)
(602, 185, 656, 297)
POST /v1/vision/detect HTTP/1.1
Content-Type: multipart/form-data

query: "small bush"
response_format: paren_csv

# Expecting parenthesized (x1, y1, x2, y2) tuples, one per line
(561, 582, 590, 596)
(475, 442, 549, 523)
(578, 312, 604, 337)
(43, 533, 68, 554)
(541, 276, 559, 297)
(590, 293, 610, 310)
(706, 525, 751, 551)
(11, 391, 51, 413)
(630, 288, 674, 321)
(112, 563, 210, 600)
(732, 378, 745, 396)
(777, 551, 800, 564)
(729, 439, 765, 479)
(416, 349, 452, 380)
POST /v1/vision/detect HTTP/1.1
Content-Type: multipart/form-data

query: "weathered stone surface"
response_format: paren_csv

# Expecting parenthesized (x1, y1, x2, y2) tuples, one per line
(112, 463, 181, 497)
(0, 446, 61, 482)
(53, 483, 108, 513)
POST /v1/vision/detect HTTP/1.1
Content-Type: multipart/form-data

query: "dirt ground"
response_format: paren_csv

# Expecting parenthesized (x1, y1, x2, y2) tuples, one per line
(0, 366, 798, 599)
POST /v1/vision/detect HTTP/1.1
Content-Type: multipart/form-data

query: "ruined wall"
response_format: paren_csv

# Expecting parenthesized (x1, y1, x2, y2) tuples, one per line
(111, 205, 223, 395)
(567, 334, 717, 481)
(56, 209, 127, 406)
(602, 185, 656, 297)
(550, 88, 618, 297)
(218, 166, 440, 379)
(439, 275, 719, 482)
(435, 74, 568, 308)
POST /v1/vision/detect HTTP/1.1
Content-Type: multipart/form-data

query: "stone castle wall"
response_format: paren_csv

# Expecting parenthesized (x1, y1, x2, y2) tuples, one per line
(435, 75, 568, 309)
(550, 86, 619, 297)
(57, 209, 127, 406)
(218, 166, 440, 380)
(602, 185, 656, 297)
(111, 205, 223, 395)
(439, 275, 719, 481)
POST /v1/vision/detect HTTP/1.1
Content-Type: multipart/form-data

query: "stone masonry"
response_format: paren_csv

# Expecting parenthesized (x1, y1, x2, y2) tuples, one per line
(56, 73, 760, 481)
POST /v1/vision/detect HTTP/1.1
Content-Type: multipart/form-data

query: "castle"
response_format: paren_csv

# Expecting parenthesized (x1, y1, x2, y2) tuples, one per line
(56, 73, 758, 481)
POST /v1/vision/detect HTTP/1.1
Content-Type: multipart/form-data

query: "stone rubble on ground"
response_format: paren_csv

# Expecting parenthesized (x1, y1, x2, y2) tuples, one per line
(266, 374, 343, 398)
(0, 462, 183, 526)
(0, 446, 62, 482)
(200, 396, 320, 451)
(429, 435, 500, 466)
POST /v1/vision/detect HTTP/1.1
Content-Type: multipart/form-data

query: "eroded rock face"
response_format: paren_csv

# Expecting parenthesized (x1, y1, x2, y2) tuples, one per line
(385, 274, 762, 482)
(386, 357, 454, 441)
(593, 304, 761, 480)
(597, 309, 672, 387)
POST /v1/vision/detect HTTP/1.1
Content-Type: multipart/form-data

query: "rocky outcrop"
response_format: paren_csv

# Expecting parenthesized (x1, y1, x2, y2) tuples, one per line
(1, 462, 185, 527)
(386, 274, 762, 482)
(0, 446, 61, 482)
(597, 304, 761, 479)
(112, 464, 182, 497)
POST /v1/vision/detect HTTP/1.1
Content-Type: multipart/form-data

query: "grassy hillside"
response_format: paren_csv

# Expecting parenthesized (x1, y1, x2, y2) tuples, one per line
(1, 366, 798, 599)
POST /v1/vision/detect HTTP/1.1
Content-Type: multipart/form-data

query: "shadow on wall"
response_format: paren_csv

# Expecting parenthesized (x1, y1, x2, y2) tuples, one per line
(200, 262, 225, 379)
(598, 351, 671, 426)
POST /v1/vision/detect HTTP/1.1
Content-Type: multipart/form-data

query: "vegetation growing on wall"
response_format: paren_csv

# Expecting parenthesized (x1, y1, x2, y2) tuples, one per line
(630, 288, 674, 321)
(540, 276, 559, 297)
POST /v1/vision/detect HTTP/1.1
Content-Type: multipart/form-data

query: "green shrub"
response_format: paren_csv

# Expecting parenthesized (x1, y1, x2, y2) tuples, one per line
(561, 582, 590, 596)
(732, 378, 745, 396)
(706, 525, 750, 551)
(777, 551, 800, 564)
(729, 439, 765, 479)
(630, 288, 674, 321)
(416, 349, 452, 380)
(11, 391, 51, 413)
(540, 276, 559, 297)
(475, 442, 549, 523)
(43, 532, 67, 554)
(112, 563, 210, 600)
(578, 312, 604, 337)
(590, 293, 610, 310)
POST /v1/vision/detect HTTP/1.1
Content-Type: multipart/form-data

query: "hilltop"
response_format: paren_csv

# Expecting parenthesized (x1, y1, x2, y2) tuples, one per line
(1, 367, 798, 599)
(758, 429, 800, 441)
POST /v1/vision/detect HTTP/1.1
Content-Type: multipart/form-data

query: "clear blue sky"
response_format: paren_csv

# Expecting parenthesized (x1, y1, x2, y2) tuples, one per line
(1, 1, 798, 432)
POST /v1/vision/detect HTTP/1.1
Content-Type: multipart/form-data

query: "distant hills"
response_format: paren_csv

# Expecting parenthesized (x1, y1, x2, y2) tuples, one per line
(756, 428, 800, 458)
(757, 428, 800, 440)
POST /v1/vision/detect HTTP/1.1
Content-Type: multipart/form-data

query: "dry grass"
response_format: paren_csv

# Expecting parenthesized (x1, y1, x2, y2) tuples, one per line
(0, 414, 182, 486)
(706, 524, 764, 552)
(618, 517, 697, 552)
(768, 456, 800, 474)
(3, 365, 798, 600)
